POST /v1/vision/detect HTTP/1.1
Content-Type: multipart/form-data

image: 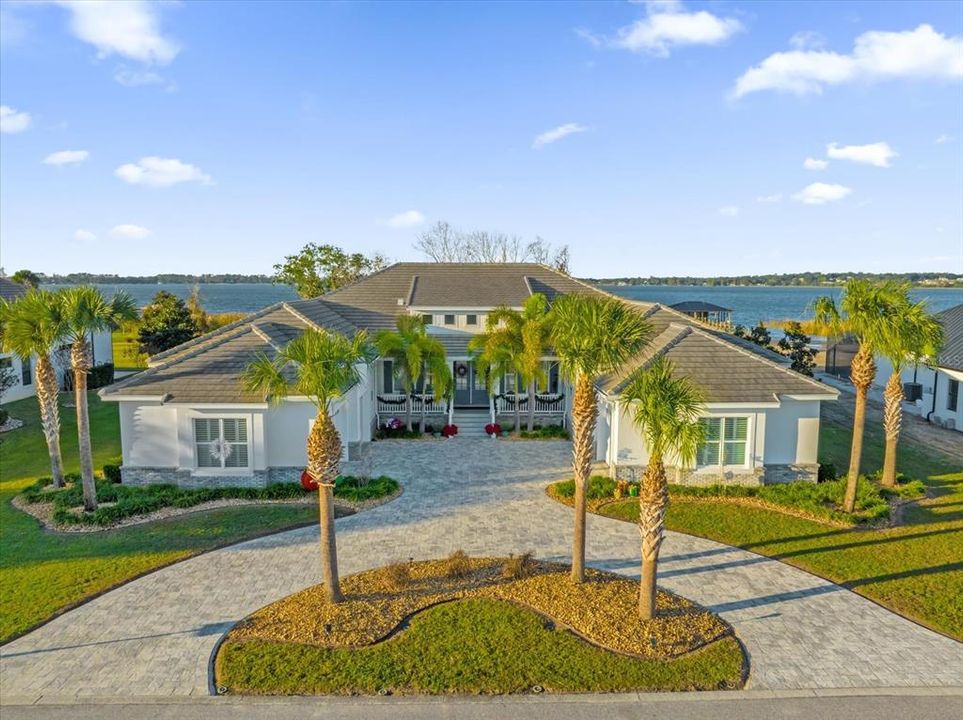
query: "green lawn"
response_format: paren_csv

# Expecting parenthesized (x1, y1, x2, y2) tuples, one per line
(217, 598, 745, 695)
(594, 421, 963, 640)
(0, 394, 317, 643)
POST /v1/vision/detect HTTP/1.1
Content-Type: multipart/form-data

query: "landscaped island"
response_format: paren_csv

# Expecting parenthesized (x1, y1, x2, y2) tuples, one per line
(215, 553, 746, 695)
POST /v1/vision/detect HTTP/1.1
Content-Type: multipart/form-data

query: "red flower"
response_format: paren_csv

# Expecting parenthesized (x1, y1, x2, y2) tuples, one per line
(485, 423, 502, 435)
(442, 424, 459, 437)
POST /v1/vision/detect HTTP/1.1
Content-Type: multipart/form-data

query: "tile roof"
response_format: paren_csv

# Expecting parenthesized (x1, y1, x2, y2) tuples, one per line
(936, 303, 963, 372)
(0, 277, 28, 302)
(101, 263, 836, 404)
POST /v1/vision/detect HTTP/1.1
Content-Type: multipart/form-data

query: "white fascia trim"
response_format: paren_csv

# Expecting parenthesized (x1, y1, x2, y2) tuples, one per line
(166, 402, 270, 409)
(99, 393, 167, 403)
(704, 402, 781, 409)
(782, 394, 838, 402)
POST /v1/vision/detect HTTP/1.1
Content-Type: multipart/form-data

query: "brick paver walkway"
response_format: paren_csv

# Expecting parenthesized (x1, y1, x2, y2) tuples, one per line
(2, 439, 961, 698)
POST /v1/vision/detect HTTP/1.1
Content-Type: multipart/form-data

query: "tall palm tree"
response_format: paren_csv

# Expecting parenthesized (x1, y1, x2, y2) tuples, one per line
(0, 290, 68, 486)
(551, 294, 651, 582)
(374, 315, 449, 432)
(876, 299, 943, 488)
(812, 280, 902, 512)
(472, 306, 525, 432)
(621, 357, 704, 619)
(59, 286, 137, 511)
(243, 328, 370, 603)
(469, 326, 515, 426)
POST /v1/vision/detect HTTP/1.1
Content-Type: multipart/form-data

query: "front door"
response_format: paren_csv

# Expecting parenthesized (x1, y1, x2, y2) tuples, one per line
(453, 361, 481, 406)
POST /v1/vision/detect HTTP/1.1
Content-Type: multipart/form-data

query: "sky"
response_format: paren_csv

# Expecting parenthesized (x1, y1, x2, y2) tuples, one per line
(1, 0, 961, 277)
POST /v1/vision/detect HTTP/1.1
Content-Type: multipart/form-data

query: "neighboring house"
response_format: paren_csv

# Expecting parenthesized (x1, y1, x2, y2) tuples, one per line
(872, 303, 963, 432)
(669, 301, 732, 329)
(100, 263, 837, 488)
(0, 277, 114, 405)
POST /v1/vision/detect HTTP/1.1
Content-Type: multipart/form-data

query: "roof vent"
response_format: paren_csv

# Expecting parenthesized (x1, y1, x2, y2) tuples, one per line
(397, 298, 405, 306)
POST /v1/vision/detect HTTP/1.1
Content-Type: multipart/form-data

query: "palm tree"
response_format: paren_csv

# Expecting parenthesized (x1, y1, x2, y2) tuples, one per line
(812, 280, 902, 512)
(469, 327, 515, 427)
(374, 315, 449, 432)
(550, 294, 651, 582)
(243, 328, 370, 603)
(0, 290, 68, 486)
(621, 357, 704, 619)
(59, 286, 137, 511)
(471, 306, 525, 432)
(876, 299, 943, 488)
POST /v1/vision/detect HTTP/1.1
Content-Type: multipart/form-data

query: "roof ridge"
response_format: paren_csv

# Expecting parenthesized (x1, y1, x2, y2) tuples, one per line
(250, 322, 283, 352)
(283, 298, 357, 334)
(147, 302, 280, 364)
(686, 324, 837, 395)
(323, 262, 401, 299)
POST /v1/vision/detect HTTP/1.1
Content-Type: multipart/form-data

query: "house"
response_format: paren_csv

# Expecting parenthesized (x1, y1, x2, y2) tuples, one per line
(872, 303, 963, 432)
(0, 278, 114, 405)
(669, 301, 732, 329)
(99, 263, 837, 488)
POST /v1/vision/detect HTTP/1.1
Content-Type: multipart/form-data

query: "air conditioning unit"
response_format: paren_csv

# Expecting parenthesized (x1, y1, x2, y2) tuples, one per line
(903, 382, 922, 402)
(943, 418, 957, 431)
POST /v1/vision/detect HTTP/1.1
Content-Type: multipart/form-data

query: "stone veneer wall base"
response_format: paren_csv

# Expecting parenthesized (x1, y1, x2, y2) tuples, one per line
(612, 463, 818, 486)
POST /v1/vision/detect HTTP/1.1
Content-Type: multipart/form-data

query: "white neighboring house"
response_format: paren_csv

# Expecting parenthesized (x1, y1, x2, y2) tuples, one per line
(100, 263, 837, 489)
(872, 303, 963, 432)
(0, 278, 115, 405)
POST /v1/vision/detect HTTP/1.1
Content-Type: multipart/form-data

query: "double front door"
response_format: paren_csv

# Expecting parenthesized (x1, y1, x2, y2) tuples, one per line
(452, 361, 484, 407)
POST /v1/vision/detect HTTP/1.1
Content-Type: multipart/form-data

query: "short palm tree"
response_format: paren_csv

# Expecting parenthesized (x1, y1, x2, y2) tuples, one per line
(876, 299, 943, 488)
(243, 328, 370, 603)
(0, 290, 68, 486)
(551, 294, 651, 582)
(621, 357, 704, 619)
(469, 328, 515, 425)
(374, 315, 449, 432)
(471, 307, 525, 432)
(812, 280, 902, 512)
(59, 286, 137, 511)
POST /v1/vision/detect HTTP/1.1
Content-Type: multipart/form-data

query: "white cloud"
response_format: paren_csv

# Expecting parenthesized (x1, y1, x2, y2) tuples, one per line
(789, 31, 827, 51)
(610, 1, 743, 57)
(792, 182, 852, 205)
(54, 0, 179, 65)
(110, 224, 151, 239)
(43, 149, 90, 166)
(533, 123, 587, 149)
(382, 210, 426, 228)
(113, 65, 175, 90)
(115, 157, 213, 187)
(827, 141, 897, 167)
(935, 133, 954, 144)
(756, 193, 783, 203)
(733, 24, 962, 98)
(0, 105, 31, 133)
(803, 157, 828, 171)
(74, 229, 97, 242)
(718, 205, 740, 217)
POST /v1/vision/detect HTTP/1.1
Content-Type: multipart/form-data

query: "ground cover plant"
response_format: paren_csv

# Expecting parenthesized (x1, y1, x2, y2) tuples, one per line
(216, 553, 746, 695)
(18, 474, 398, 527)
(549, 413, 963, 639)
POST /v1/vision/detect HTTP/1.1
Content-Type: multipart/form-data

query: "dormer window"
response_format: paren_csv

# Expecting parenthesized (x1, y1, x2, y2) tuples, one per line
(421, 314, 433, 325)
(466, 314, 477, 326)
(444, 314, 456, 325)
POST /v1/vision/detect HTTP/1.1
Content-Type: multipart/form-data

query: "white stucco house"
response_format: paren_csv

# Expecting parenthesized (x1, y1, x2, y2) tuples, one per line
(100, 263, 837, 488)
(0, 278, 114, 405)
(872, 303, 963, 432)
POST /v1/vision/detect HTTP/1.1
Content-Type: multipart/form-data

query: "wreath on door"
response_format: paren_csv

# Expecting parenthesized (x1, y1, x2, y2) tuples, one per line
(456, 363, 468, 377)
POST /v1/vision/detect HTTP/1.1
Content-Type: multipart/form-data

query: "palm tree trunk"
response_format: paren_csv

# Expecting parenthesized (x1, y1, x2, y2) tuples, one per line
(405, 388, 413, 432)
(514, 376, 521, 433)
(35, 355, 65, 488)
(307, 408, 344, 603)
(881, 372, 903, 488)
(638, 458, 669, 620)
(570, 373, 597, 583)
(527, 377, 536, 432)
(844, 345, 875, 513)
(72, 338, 97, 512)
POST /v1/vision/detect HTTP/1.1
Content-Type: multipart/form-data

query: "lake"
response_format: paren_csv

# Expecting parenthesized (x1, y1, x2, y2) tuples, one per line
(46, 282, 963, 325)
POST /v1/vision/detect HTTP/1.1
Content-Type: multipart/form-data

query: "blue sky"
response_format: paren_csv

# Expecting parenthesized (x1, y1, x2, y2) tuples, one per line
(1, 0, 961, 277)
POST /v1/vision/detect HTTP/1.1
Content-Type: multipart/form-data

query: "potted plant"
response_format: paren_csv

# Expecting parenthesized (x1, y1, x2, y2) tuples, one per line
(441, 424, 459, 438)
(628, 483, 639, 498)
(484, 422, 502, 439)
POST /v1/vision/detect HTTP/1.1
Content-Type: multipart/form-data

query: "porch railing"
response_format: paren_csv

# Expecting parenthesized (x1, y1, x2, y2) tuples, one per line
(376, 393, 447, 417)
(494, 393, 566, 416)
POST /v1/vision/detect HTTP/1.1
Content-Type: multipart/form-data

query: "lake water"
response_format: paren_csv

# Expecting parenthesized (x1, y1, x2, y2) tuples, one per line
(46, 282, 963, 325)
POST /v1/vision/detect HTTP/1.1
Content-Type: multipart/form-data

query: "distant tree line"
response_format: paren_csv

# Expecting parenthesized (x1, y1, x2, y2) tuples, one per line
(587, 272, 962, 288)
(35, 273, 275, 285)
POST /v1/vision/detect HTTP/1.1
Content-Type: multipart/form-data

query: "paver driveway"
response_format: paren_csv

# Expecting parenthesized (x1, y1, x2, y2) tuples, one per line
(2, 439, 961, 698)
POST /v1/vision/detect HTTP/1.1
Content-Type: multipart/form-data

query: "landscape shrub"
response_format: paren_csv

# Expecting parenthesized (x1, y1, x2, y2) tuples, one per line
(519, 424, 569, 440)
(445, 549, 472, 579)
(501, 551, 536, 579)
(21, 475, 397, 527)
(817, 462, 837, 483)
(552, 476, 617, 502)
(0, 408, 9, 425)
(383, 560, 411, 590)
(102, 464, 122, 483)
(86, 363, 115, 389)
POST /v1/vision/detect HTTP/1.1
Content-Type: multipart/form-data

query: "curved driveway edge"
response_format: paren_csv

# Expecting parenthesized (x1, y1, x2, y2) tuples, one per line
(2, 439, 962, 698)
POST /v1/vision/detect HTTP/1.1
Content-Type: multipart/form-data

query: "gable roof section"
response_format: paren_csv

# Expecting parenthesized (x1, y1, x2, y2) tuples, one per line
(936, 303, 963, 372)
(599, 321, 837, 402)
(0, 277, 28, 302)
